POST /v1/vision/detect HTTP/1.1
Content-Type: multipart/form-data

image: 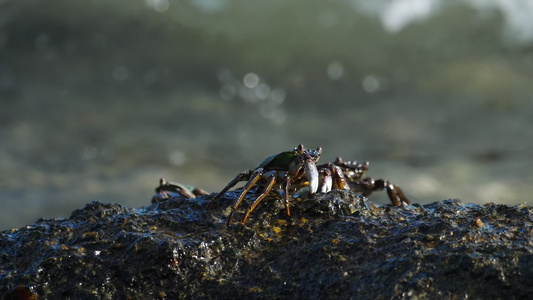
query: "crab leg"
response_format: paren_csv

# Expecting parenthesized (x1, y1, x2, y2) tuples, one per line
(227, 168, 263, 226)
(330, 165, 349, 190)
(208, 169, 253, 209)
(349, 178, 411, 206)
(241, 172, 277, 225)
(386, 184, 410, 206)
(282, 172, 291, 216)
(192, 187, 209, 197)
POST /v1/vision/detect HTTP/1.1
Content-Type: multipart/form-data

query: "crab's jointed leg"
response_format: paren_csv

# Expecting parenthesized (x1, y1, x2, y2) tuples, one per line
(226, 168, 263, 226)
(208, 169, 254, 209)
(240, 170, 278, 225)
(282, 172, 291, 216)
(386, 184, 410, 207)
(348, 178, 410, 206)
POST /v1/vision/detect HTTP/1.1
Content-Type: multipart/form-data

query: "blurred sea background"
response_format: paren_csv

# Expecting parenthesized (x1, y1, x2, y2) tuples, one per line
(2, 0, 533, 230)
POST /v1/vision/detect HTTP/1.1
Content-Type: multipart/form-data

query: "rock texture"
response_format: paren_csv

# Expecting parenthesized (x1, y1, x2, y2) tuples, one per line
(2, 191, 533, 299)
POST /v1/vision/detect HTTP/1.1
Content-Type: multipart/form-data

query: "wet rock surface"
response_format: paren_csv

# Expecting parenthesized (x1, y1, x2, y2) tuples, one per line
(2, 191, 533, 299)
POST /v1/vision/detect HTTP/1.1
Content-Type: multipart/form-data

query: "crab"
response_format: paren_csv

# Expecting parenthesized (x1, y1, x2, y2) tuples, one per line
(208, 145, 411, 226)
(152, 178, 208, 203)
(207, 144, 322, 225)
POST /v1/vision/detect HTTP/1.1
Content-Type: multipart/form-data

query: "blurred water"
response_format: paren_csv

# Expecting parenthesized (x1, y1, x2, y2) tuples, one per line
(1, 0, 533, 230)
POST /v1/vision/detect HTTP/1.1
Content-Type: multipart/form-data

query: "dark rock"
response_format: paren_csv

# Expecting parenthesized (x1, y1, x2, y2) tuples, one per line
(1, 191, 533, 299)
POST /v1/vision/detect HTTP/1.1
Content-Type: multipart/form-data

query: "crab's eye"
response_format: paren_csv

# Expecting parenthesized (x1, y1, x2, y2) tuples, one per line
(296, 144, 306, 154)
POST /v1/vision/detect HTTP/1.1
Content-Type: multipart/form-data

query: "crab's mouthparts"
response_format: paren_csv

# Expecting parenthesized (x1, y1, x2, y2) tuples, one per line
(305, 160, 319, 194)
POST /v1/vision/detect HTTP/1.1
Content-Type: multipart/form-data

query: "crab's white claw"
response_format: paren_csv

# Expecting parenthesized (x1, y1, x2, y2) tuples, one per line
(305, 161, 319, 194)
(319, 175, 333, 193)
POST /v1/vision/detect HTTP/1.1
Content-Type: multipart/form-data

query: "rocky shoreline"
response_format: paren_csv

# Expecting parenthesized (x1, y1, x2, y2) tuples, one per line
(2, 191, 533, 299)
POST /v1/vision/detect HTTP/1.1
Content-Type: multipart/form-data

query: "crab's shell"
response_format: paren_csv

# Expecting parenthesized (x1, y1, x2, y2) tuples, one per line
(256, 150, 297, 169)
